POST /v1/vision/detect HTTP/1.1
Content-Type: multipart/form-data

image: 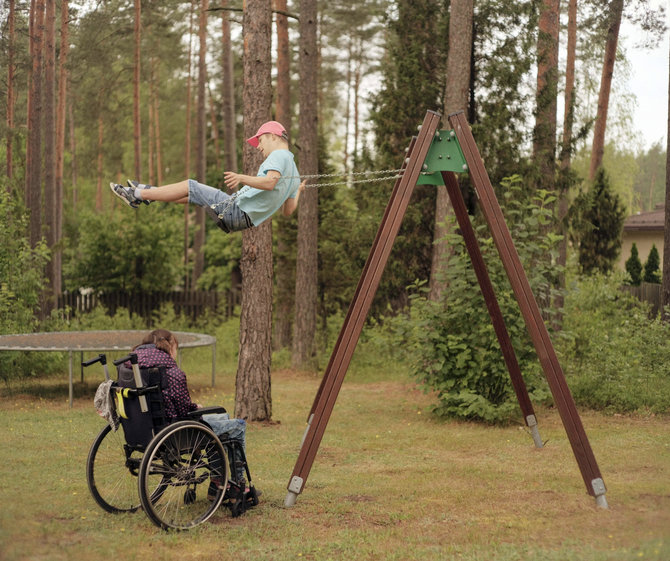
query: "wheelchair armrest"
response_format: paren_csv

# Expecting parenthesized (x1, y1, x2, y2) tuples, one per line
(187, 406, 227, 418)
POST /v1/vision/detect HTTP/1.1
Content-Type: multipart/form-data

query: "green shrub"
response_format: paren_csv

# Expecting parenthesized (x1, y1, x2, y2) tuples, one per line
(63, 207, 184, 293)
(559, 273, 670, 413)
(0, 187, 62, 383)
(391, 177, 557, 424)
(624, 243, 642, 286)
(642, 244, 661, 284)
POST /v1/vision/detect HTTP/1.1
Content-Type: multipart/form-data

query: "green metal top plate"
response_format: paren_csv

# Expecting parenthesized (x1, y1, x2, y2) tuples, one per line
(416, 129, 468, 185)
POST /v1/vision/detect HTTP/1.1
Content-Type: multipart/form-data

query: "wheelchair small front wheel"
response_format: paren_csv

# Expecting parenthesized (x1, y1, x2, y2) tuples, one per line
(138, 420, 229, 530)
(86, 424, 141, 513)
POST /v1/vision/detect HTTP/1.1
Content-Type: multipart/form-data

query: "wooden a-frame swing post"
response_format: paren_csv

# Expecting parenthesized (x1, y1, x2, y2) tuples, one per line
(448, 110, 606, 506)
(284, 109, 607, 509)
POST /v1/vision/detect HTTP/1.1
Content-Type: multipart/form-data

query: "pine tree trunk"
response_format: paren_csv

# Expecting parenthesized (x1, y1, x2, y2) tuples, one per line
(43, 0, 57, 304)
(343, 38, 352, 177)
(533, 0, 560, 315)
(68, 100, 77, 209)
(154, 70, 163, 186)
(192, 0, 208, 285)
(275, 0, 290, 130)
(5, 0, 15, 182)
(353, 45, 360, 165)
(533, 0, 560, 191)
(184, 0, 195, 291)
(429, 0, 473, 302)
(273, 0, 294, 350)
(589, 0, 624, 181)
(560, 0, 576, 173)
(208, 84, 221, 169)
(54, 0, 68, 287)
(96, 114, 104, 211)
(26, 0, 45, 248)
(555, 0, 577, 321)
(148, 61, 155, 186)
(292, 0, 319, 370)
(236, 0, 274, 421)
(133, 0, 142, 180)
(221, 0, 237, 172)
(662, 35, 670, 322)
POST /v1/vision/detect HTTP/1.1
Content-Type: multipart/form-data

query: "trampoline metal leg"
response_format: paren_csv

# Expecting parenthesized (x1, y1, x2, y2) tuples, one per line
(68, 351, 74, 408)
(211, 340, 216, 387)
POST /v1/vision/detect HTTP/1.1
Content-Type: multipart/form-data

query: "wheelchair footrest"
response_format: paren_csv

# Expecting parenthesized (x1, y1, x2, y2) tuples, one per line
(223, 481, 259, 518)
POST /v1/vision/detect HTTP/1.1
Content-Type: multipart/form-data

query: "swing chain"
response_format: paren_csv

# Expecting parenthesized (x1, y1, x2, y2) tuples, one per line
(211, 169, 406, 218)
(288, 168, 405, 180)
(305, 174, 403, 189)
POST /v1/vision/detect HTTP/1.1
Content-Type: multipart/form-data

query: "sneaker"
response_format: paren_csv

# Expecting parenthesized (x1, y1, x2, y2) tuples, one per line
(109, 182, 140, 208)
(126, 179, 152, 205)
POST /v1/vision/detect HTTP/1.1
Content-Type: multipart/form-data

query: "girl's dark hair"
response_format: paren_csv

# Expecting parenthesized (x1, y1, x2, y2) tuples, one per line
(133, 329, 178, 354)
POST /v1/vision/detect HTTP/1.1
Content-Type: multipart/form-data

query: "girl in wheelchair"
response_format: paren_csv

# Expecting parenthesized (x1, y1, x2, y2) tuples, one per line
(131, 329, 256, 496)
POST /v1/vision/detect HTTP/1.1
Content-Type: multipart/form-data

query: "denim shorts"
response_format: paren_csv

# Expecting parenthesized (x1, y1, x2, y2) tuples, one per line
(188, 179, 252, 233)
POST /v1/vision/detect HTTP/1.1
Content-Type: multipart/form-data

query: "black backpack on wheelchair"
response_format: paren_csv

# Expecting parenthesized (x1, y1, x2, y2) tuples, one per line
(85, 353, 259, 530)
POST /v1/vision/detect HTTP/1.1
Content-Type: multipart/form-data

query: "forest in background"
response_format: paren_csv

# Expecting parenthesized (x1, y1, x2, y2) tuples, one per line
(1, 0, 669, 420)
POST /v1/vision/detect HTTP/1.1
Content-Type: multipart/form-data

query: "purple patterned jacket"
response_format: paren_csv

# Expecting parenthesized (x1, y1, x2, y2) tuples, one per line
(131, 344, 198, 420)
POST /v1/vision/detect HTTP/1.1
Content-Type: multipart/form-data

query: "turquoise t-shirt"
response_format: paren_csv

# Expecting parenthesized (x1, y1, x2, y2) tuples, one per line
(236, 149, 300, 226)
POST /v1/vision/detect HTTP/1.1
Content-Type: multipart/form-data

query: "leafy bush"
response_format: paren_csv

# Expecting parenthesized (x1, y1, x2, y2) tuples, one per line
(0, 187, 62, 383)
(63, 206, 184, 293)
(559, 273, 670, 413)
(0, 190, 49, 334)
(391, 177, 557, 423)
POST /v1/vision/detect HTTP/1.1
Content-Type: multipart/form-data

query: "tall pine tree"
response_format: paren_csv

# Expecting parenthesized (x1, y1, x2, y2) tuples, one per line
(572, 167, 626, 275)
(366, 0, 447, 313)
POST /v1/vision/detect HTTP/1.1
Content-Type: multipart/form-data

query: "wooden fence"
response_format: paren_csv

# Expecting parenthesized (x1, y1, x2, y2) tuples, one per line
(57, 289, 241, 324)
(621, 282, 662, 316)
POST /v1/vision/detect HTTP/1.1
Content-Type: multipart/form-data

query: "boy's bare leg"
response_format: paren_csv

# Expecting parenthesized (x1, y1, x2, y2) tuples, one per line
(139, 180, 190, 203)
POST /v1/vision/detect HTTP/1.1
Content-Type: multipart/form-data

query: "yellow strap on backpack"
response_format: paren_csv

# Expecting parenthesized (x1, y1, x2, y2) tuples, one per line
(114, 388, 131, 419)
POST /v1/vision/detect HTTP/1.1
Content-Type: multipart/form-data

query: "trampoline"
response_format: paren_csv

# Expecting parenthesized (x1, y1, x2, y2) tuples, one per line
(0, 330, 217, 407)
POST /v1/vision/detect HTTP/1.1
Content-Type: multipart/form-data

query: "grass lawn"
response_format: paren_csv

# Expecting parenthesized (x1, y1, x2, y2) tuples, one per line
(0, 358, 668, 561)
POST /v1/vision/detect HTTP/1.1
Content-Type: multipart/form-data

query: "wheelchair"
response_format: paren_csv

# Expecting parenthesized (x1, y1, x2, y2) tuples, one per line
(84, 352, 259, 530)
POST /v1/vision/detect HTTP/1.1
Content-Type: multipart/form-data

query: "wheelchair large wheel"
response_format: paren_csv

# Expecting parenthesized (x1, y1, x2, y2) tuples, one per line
(138, 420, 229, 530)
(86, 424, 141, 513)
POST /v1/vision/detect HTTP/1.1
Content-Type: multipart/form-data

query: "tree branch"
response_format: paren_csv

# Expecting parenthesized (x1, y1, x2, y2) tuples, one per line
(207, 6, 299, 21)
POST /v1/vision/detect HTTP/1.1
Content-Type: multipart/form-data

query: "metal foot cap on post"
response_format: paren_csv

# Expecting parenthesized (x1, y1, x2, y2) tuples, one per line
(592, 478, 608, 509)
(284, 491, 298, 508)
(284, 476, 304, 508)
(526, 414, 544, 449)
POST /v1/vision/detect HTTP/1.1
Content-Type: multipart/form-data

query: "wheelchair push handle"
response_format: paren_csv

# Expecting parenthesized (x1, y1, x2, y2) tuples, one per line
(81, 353, 107, 367)
(112, 353, 148, 413)
(113, 353, 139, 367)
(81, 353, 111, 381)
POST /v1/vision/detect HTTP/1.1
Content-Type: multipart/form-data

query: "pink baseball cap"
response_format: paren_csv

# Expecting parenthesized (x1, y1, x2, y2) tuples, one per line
(246, 121, 288, 147)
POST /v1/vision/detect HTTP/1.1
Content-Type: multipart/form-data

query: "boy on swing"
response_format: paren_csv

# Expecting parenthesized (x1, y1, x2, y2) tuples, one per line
(110, 121, 306, 232)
